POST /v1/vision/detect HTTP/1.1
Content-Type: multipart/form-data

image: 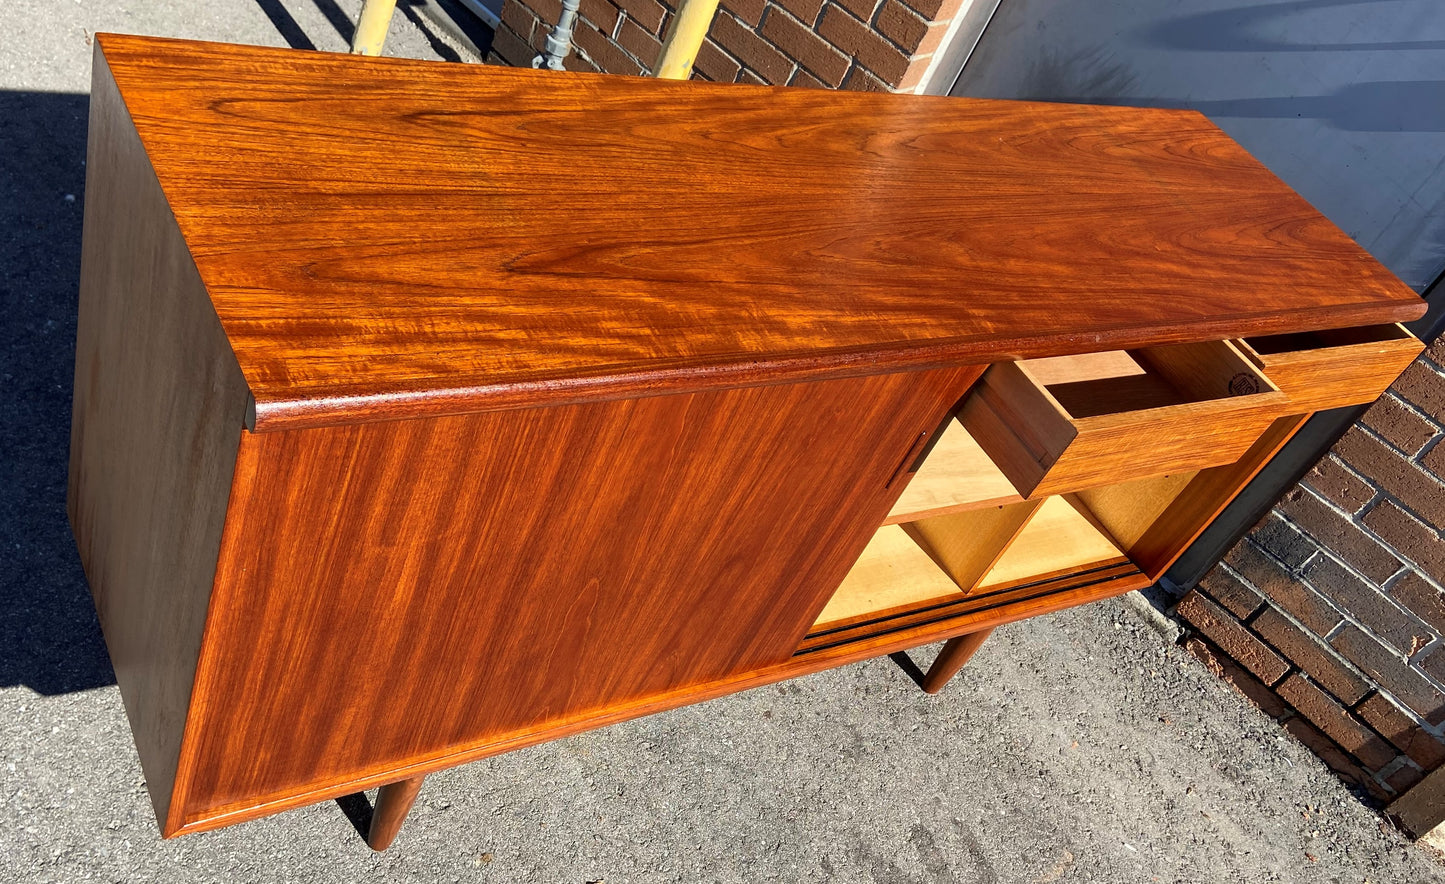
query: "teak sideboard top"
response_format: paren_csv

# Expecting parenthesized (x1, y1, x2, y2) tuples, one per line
(73, 34, 1427, 847)
(94, 33, 1420, 430)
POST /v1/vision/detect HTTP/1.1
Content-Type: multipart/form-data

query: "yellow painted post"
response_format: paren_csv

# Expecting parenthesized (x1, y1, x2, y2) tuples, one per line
(652, 0, 721, 79)
(351, 0, 399, 56)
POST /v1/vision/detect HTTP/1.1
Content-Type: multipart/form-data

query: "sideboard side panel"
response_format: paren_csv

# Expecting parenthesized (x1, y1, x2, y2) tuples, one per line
(67, 47, 252, 828)
(175, 367, 973, 825)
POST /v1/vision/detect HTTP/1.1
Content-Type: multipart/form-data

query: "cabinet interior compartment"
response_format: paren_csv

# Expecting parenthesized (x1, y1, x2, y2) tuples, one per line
(810, 495, 1130, 637)
(960, 341, 1287, 498)
(886, 416, 1023, 524)
(1064, 472, 1197, 570)
(815, 490, 1126, 636)
(1235, 323, 1422, 412)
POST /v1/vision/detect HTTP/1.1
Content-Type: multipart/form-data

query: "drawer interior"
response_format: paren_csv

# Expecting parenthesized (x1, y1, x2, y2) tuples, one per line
(1024, 350, 1203, 417)
(1242, 323, 1414, 357)
(962, 340, 1285, 498)
(1025, 342, 1276, 418)
(1234, 323, 1422, 412)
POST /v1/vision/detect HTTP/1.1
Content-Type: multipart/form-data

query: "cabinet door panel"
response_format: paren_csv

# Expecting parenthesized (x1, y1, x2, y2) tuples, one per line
(175, 367, 975, 824)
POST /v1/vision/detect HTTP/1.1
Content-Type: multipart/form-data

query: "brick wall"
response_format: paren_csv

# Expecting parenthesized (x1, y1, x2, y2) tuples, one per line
(1179, 337, 1445, 807)
(487, 0, 968, 91)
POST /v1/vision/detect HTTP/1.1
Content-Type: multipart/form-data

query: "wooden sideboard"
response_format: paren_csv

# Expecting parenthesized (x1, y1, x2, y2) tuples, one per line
(68, 34, 1427, 850)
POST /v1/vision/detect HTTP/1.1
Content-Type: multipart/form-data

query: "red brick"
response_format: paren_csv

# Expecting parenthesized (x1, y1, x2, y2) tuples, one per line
(501, 0, 540, 40)
(1278, 674, 1397, 769)
(1356, 692, 1445, 769)
(1338, 426, 1445, 530)
(818, 6, 911, 85)
(1417, 646, 1445, 685)
(1330, 625, 1445, 721)
(1386, 761, 1425, 794)
(1183, 637, 1289, 719)
(1303, 456, 1375, 514)
(1249, 512, 1318, 569)
(899, 0, 964, 20)
(1253, 608, 1369, 704)
(1364, 501, 1445, 586)
(841, 64, 890, 91)
(894, 56, 930, 90)
(528, 17, 549, 51)
(788, 67, 829, 88)
(617, 15, 663, 65)
(531, 0, 564, 28)
(1424, 440, 1445, 480)
(1427, 336, 1445, 367)
(579, 0, 622, 34)
(1303, 556, 1428, 656)
(761, 8, 850, 85)
(834, 0, 881, 22)
(615, 0, 668, 32)
(1177, 591, 1290, 684)
(738, 68, 769, 84)
(1199, 567, 1264, 619)
(1364, 395, 1437, 456)
(490, 21, 538, 66)
(774, 0, 826, 26)
(1279, 489, 1402, 584)
(1391, 360, 1445, 419)
(571, 21, 644, 74)
(1283, 716, 1390, 800)
(913, 19, 950, 55)
(723, 0, 767, 27)
(875, 0, 928, 51)
(713, 11, 795, 83)
(1225, 540, 1343, 637)
(562, 49, 602, 71)
(1391, 571, 1445, 635)
(693, 37, 741, 82)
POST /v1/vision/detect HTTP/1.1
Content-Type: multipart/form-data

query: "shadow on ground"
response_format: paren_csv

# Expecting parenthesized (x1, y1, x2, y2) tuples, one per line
(0, 89, 115, 695)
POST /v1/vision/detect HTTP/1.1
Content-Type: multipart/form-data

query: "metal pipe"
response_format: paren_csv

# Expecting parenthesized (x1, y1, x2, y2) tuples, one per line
(653, 0, 720, 79)
(351, 0, 399, 55)
(533, 0, 582, 71)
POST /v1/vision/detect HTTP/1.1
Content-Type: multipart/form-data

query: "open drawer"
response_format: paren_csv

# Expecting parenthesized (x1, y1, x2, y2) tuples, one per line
(960, 341, 1288, 497)
(1234, 323, 1422, 412)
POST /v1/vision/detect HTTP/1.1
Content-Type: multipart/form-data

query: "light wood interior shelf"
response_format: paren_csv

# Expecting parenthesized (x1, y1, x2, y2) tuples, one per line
(813, 525, 967, 631)
(975, 497, 1126, 590)
(886, 418, 1024, 524)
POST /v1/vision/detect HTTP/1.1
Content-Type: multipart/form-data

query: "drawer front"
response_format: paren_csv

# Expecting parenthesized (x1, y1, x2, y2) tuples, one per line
(1235, 323, 1422, 412)
(961, 341, 1288, 498)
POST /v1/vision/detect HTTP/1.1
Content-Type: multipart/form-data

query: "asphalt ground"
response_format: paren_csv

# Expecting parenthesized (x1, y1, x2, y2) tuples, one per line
(4, 2, 1445, 880)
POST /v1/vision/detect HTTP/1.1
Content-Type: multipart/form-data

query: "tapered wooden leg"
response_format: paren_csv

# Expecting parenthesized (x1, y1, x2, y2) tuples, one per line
(922, 628, 994, 694)
(367, 775, 426, 851)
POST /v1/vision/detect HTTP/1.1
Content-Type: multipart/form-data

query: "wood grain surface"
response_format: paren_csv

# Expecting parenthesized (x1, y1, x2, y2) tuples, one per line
(1125, 413, 1311, 578)
(94, 34, 1423, 431)
(1237, 324, 1423, 412)
(962, 344, 1290, 497)
(166, 368, 974, 832)
(67, 47, 252, 826)
(172, 557, 1148, 837)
